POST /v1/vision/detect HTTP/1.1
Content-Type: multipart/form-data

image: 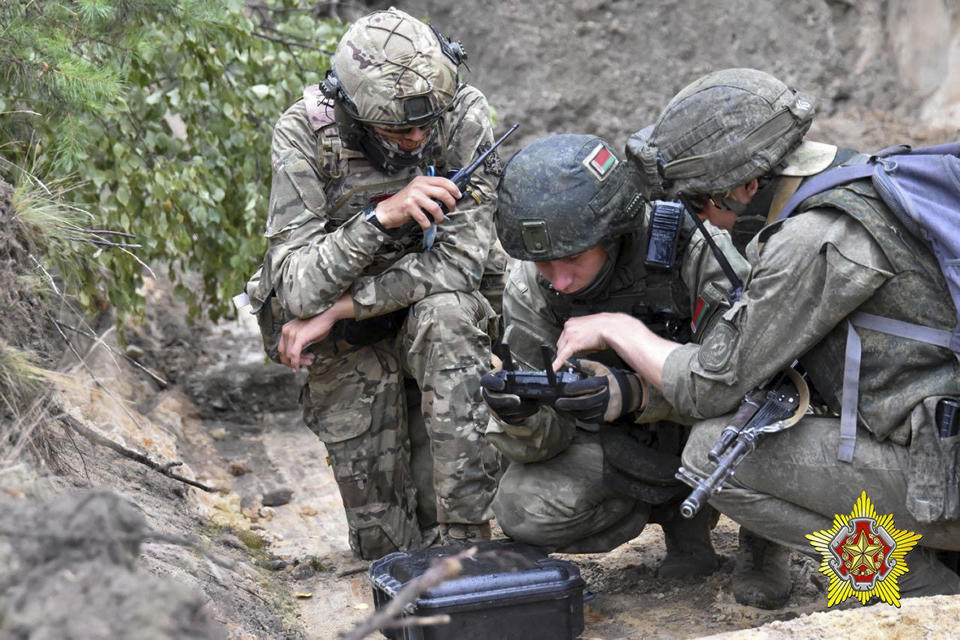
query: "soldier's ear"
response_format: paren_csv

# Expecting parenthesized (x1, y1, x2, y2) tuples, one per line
(727, 179, 759, 205)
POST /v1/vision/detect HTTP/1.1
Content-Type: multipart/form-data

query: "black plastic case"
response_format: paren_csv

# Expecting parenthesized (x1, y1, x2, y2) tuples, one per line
(369, 539, 585, 640)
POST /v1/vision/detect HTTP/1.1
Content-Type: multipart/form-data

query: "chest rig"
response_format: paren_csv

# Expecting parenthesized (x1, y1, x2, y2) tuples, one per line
(544, 228, 694, 345)
(304, 86, 450, 261)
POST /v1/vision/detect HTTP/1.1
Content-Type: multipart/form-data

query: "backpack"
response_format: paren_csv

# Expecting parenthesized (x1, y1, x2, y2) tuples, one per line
(776, 142, 960, 461)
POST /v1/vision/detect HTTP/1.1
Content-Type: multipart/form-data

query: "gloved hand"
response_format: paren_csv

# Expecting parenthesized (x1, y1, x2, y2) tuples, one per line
(480, 370, 540, 424)
(555, 359, 643, 424)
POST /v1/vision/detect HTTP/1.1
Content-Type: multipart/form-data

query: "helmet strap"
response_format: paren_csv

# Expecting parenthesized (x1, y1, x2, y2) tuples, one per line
(713, 195, 747, 216)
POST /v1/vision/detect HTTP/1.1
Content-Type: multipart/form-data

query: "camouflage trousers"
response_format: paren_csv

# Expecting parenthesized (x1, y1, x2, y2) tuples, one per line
(492, 430, 652, 553)
(682, 414, 960, 556)
(302, 290, 501, 560)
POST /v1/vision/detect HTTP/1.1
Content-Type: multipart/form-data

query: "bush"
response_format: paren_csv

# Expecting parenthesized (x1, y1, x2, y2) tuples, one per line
(0, 0, 344, 320)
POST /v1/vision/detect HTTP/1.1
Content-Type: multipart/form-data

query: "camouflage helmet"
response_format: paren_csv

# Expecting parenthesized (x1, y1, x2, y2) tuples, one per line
(496, 134, 646, 261)
(627, 68, 816, 198)
(324, 8, 462, 128)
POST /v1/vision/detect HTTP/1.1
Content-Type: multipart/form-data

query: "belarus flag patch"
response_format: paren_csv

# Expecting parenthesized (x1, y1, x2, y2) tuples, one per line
(583, 142, 619, 181)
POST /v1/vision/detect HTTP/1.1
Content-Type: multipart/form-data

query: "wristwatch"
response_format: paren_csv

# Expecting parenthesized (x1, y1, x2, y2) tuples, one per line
(362, 203, 388, 233)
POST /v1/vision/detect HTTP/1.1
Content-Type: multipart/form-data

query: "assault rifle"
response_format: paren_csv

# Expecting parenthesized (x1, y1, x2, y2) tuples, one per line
(487, 343, 584, 404)
(675, 366, 809, 519)
(423, 123, 519, 250)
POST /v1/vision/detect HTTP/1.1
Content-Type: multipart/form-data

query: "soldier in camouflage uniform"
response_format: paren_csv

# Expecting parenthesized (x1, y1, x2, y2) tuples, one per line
(556, 68, 960, 605)
(480, 134, 750, 576)
(244, 8, 504, 560)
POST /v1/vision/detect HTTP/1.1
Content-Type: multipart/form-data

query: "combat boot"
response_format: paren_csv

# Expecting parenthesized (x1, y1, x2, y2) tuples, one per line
(731, 528, 792, 609)
(439, 522, 492, 546)
(898, 547, 960, 598)
(657, 505, 719, 579)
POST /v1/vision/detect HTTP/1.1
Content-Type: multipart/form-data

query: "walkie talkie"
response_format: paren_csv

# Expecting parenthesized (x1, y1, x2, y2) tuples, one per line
(645, 200, 684, 270)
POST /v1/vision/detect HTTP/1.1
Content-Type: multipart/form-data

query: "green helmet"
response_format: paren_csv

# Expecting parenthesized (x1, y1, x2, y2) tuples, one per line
(627, 68, 816, 198)
(496, 134, 645, 261)
(322, 8, 465, 171)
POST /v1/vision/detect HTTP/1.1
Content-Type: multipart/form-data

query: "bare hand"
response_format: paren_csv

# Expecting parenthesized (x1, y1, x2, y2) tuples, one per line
(374, 175, 461, 230)
(553, 312, 644, 370)
(278, 294, 355, 371)
(555, 312, 681, 391)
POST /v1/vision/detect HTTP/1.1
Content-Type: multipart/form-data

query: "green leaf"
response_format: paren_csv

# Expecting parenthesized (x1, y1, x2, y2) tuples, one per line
(249, 84, 271, 99)
(116, 184, 131, 206)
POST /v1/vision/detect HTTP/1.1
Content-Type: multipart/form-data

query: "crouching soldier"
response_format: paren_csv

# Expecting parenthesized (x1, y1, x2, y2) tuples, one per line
(244, 8, 506, 560)
(558, 68, 960, 607)
(480, 135, 749, 576)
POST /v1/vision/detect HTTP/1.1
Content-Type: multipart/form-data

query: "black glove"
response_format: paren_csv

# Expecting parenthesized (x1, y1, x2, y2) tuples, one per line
(555, 359, 643, 424)
(480, 370, 539, 424)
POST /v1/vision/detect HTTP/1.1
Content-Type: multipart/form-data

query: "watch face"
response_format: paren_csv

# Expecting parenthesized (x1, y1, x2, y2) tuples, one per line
(363, 204, 386, 232)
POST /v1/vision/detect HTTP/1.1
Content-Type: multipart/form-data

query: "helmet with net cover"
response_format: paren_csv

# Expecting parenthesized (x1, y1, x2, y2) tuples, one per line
(626, 68, 816, 198)
(496, 134, 646, 261)
(322, 8, 465, 172)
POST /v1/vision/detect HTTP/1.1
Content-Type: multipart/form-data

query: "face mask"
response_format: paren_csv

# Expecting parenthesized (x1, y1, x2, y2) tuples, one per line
(360, 124, 438, 174)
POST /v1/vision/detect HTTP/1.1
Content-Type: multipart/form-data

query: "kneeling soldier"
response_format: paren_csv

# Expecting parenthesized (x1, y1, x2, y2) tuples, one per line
(481, 134, 749, 576)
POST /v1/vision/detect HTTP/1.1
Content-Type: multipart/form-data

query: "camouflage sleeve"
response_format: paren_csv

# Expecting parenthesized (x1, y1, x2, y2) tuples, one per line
(661, 209, 892, 420)
(350, 86, 499, 320)
(259, 101, 388, 318)
(632, 385, 689, 425)
(483, 262, 576, 463)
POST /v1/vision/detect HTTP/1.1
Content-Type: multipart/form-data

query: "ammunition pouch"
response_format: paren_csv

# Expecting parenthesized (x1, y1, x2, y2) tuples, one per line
(907, 395, 960, 523)
(600, 421, 689, 504)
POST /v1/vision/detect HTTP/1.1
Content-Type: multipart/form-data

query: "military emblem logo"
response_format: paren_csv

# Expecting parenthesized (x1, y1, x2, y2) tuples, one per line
(582, 143, 618, 181)
(806, 491, 921, 607)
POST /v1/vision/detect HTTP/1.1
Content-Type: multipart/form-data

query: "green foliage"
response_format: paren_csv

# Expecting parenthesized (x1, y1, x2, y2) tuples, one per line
(0, 1, 344, 320)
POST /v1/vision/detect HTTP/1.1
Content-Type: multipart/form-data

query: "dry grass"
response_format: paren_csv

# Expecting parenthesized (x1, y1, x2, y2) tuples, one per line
(0, 169, 103, 472)
(0, 341, 67, 468)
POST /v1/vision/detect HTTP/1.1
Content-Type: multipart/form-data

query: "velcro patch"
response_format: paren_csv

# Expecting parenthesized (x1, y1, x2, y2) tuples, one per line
(697, 321, 739, 373)
(691, 298, 706, 333)
(477, 141, 504, 177)
(583, 143, 619, 181)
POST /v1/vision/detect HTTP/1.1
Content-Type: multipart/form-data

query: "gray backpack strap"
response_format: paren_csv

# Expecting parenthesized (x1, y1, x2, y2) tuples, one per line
(777, 164, 873, 221)
(840, 311, 957, 461)
(839, 318, 862, 462)
(854, 312, 956, 349)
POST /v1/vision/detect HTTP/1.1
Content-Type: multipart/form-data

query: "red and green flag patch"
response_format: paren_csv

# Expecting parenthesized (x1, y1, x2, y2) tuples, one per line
(583, 143, 619, 181)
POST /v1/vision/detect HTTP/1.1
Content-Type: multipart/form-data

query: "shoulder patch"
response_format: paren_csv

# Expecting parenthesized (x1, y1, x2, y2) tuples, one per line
(697, 321, 739, 372)
(582, 142, 619, 181)
(477, 141, 504, 177)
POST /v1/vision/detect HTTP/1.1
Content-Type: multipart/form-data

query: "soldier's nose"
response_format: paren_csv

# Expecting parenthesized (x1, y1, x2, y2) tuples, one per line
(399, 127, 428, 148)
(552, 270, 577, 293)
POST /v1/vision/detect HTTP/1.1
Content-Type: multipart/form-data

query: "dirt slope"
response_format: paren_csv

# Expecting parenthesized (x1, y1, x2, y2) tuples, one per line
(369, 0, 959, 152)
